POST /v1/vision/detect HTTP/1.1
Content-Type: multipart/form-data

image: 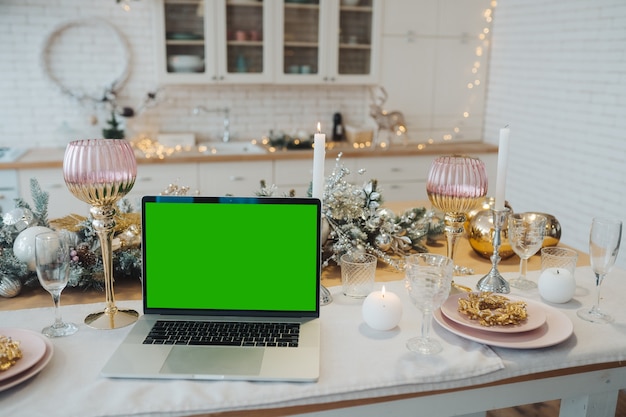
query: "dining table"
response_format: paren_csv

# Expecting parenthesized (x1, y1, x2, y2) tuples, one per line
(1, 201, 625, 417)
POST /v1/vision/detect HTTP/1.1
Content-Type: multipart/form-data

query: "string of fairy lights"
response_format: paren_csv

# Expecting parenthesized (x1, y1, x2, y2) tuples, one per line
(437, 1, 496, 145)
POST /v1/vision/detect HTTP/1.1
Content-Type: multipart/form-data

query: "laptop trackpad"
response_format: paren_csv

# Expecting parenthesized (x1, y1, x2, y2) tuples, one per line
(161, 346, 264, 376)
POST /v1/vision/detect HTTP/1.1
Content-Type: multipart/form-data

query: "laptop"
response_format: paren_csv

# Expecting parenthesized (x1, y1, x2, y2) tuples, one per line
(101, 195, 321, 382)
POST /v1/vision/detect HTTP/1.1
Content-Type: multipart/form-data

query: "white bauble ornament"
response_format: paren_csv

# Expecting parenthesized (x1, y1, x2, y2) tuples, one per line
(12, 226, 54, 271)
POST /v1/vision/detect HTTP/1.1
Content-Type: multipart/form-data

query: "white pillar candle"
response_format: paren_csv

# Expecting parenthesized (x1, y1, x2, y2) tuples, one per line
(312, 122, 326, 200)
(362, 286, 403, 331)
(494, 126, 510, 210)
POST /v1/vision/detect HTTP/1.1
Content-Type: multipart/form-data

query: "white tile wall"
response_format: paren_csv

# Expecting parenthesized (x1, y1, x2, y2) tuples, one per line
(0, 0, 372, 148)
(484, 0, 626, 269)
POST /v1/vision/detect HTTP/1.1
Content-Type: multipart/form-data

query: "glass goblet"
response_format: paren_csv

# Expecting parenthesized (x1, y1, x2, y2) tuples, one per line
(404, 253, 454, 355)
(63, 139, 138, 329)
(578, 217, 622, 324)
(35, 231, 78, 338)
(427, 155, 488, 277)
(508, 213, 547, 290)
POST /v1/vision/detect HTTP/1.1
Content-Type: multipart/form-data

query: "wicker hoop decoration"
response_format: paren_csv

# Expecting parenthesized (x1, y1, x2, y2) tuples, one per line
(40, 17, 131, 107)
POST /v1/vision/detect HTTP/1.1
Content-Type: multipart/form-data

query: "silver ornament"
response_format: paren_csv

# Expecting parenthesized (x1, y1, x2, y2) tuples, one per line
(375, 233, 392, 251)
(2, 208, 34, 232)
(0, 275, 22, 298)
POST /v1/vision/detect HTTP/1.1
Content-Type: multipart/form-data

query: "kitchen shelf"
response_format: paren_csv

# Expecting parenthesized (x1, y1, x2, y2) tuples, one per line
(339, 43, 371, 50)
(166, 40, 205, 46)
(340, 5, 373, 12)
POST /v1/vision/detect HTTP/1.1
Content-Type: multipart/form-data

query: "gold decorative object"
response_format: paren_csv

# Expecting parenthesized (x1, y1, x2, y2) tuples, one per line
(0, 335, 22, 371)
(457, 292, 528, 327)
(466, 199, 561, 259)
(467, 208, 515, 260)
(528, 212, 562, 248)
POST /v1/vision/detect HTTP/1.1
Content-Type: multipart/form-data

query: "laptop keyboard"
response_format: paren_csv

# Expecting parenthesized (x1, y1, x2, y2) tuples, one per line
(142, 320, 300, 347)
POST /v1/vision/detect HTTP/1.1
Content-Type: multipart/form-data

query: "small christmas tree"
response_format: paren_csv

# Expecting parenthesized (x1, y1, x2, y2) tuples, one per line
(102, 111, 124, 139)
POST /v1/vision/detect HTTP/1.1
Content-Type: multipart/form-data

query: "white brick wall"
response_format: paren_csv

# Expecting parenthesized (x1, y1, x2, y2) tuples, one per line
(484, 0, 626, 268)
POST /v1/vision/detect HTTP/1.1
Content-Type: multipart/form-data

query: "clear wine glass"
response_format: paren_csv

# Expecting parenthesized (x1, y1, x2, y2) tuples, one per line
(427, 155, 488, 278)
(577, 217, 622, 324)
(404, 253, 454, 354)
(63, 139, 138, 329)
(508, 213, 547, 290)
(35, 231, 78, 338)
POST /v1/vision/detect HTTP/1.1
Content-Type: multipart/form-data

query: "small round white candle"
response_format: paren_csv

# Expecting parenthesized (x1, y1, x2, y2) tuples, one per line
(362, 286, 403, 331)
(494, 126, 510, 210)
(312, 122, 325, 200)
(538, 267, 575, 303)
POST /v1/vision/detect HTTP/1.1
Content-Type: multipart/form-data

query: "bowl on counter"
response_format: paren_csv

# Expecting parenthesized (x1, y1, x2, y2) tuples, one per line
(167, 55, 204, 73)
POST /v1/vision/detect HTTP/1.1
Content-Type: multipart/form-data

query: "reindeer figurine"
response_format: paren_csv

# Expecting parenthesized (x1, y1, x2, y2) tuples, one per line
(369, 87, 408, 147)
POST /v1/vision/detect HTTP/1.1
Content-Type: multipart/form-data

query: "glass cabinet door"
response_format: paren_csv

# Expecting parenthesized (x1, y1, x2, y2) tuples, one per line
(281, 1, 322, 78)
(156, 0, 272, 83)
(161, 0, 208, 76)
(223, 1, 266, 76)
(277, 0, 379, 84)
(337, 0, 373, 76)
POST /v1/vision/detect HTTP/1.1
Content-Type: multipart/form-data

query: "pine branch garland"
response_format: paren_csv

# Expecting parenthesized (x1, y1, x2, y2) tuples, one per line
(29, 178, 50, 228)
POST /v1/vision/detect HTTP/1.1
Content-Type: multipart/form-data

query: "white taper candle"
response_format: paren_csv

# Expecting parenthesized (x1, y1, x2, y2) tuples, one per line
(494, 127, 510, 210)
(312, 122, 326, 200)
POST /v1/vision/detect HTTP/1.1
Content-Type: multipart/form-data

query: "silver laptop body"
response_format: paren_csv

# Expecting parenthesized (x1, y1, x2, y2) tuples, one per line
(101, 196, 321, 382)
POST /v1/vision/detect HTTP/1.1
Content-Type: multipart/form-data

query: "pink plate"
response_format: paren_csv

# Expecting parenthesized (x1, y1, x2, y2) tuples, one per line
(0, 328, 47, 382)
(0, 329, 54, 392)
(441, 293, 547, 334)
(433, 305, 573, 349)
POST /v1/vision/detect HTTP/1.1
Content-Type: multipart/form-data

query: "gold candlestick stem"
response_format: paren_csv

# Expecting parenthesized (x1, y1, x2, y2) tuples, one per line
(84, 205, 139, 329)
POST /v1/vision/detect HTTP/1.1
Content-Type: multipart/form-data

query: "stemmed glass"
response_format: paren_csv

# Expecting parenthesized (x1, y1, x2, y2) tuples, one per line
(427, 155, 488, 277)
(35, 231, 78, 338)
(578, 217, 622, 324)
(508, 213, 547, 290)
(404, 253, 454, 354)
(63, 139, 139, 329)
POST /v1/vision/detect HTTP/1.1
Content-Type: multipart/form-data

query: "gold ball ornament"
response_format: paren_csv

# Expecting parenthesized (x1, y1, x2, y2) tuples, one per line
(526, 212, 562, 247)
(465, 197, 515, 260)
(467, 209, 515, 259)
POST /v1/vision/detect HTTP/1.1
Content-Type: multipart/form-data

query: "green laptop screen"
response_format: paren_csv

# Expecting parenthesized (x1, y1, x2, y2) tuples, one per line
(142, 197, 320, 315)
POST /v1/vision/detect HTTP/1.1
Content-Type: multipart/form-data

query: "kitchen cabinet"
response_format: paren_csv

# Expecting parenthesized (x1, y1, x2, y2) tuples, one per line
(10, 144, 497, 218)
(0, 170, 20, 215)
(351, 153, 497, 202)
(154, 0, 380, 85)
(198, 160, 273, 196)
(154, 0, 273, 84)
(275, 0, 381, 84)
(273, 157, 349, 197)
(354, 156, 431, 201)
(126, 163, 199, 208)
(16, 164, 199, 219)
(379, 0, 491, 141)
(17, 168, 90, 219)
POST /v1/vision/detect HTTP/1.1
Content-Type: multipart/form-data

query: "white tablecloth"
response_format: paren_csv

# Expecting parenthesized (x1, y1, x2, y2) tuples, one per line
(2, 266, 626, 417)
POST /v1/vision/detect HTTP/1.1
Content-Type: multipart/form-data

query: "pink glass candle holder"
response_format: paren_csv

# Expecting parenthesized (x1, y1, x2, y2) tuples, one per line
(63, 139, 138, 329)
(427, 155, 488, 278)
